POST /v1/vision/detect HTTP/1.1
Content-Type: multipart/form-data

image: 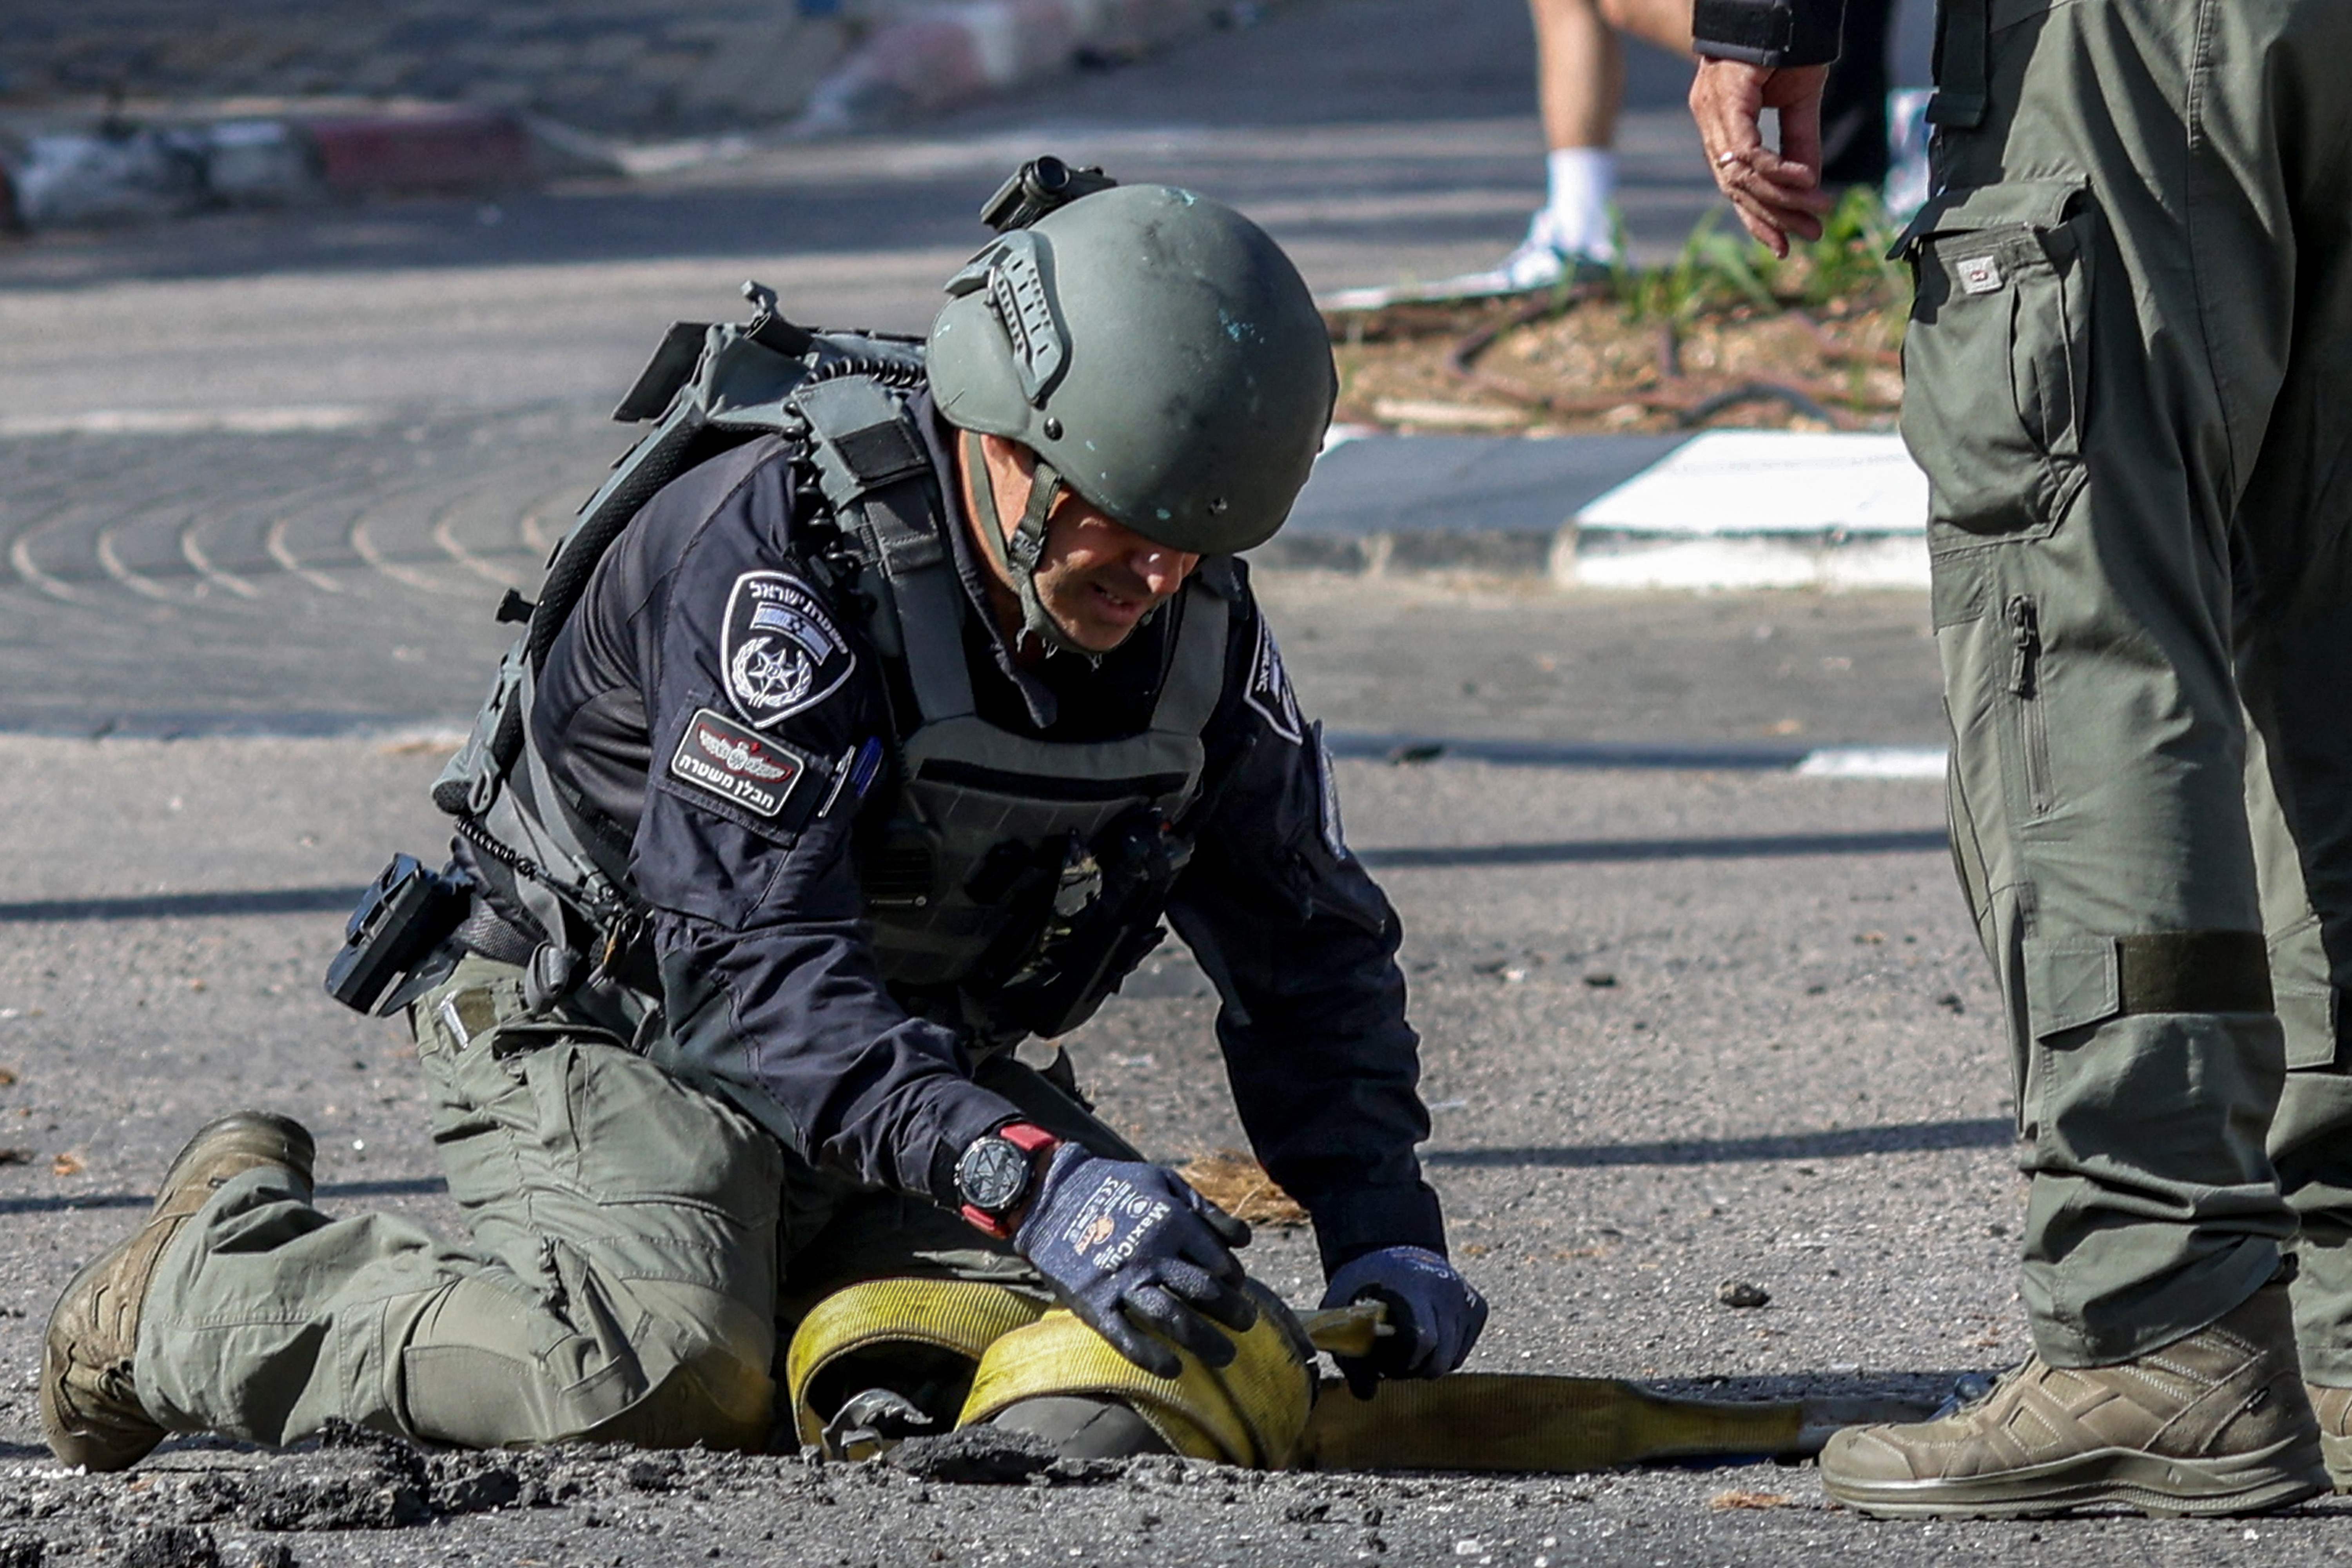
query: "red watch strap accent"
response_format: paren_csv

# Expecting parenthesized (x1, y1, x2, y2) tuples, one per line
(957, 1123, 1063, 1239)
(998, 1122, 1060, 1155)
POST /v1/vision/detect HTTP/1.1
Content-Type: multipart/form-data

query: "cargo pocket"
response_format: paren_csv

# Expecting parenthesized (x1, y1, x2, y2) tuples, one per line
(527, 1040, 780, 1223)
(2269, 913, 2341, 1071)
(1895, 178, 2097, 543)
(2024, 935, 2120, 1040)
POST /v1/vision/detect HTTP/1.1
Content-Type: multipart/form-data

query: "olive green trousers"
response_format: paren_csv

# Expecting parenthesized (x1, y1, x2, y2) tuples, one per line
(133, 954, 1117, 1449)
(1903, 0, 2352, 1371)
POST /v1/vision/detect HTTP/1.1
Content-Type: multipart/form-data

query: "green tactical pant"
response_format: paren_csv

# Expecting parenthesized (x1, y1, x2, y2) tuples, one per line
(1904, 0, 2352, 1372)
(133, 954, 1128, 1450)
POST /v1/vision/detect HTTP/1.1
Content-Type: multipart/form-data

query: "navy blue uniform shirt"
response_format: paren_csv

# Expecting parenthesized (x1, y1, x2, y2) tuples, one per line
(524, 392, 1446, 1272)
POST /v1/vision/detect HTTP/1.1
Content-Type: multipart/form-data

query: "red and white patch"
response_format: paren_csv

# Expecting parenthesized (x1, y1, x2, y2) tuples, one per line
(669, 707, 806, 819)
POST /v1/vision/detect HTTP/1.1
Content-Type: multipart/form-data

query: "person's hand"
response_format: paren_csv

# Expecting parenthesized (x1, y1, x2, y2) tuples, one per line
(1689, 58, 1837, 256)
(1012, 1146, 1256, 1378)
(1319, 1245, 1488, 1399)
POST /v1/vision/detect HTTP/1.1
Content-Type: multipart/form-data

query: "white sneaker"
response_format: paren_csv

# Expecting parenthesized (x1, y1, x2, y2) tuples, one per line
(1318, 213, 1616, 310)
(1434, 231, 1613, 297)
(1494, 234, 1591, 290)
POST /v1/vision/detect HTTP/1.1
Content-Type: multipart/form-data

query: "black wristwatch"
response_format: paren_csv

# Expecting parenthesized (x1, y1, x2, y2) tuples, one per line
(955, 1122, 1060, 1238)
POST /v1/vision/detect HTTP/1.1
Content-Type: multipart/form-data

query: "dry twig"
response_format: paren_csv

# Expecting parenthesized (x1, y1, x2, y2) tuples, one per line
(1177, 1149, 1310, 1227)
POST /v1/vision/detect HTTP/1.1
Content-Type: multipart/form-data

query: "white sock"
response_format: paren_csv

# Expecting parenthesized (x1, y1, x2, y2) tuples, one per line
(1541, 146, 1617, 260)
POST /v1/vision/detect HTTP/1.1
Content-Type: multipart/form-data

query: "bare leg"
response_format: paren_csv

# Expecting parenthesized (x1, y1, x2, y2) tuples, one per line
(1507, 0, 1627, 272)
(1595, 0, 1693, 60)
(1532, 0, 1624, 152)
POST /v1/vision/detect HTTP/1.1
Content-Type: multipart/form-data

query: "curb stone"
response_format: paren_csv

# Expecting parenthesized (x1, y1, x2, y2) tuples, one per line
(1265, 429, 1931, 591)
(0, 0, 1281, 224)
(301, 107, 540, 194)
(0, 105, 594, 230)
(798, 0, 1272, 132)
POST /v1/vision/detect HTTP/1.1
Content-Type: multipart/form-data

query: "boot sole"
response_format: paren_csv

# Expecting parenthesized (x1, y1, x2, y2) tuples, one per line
(1825, 1432, 2330, 1519)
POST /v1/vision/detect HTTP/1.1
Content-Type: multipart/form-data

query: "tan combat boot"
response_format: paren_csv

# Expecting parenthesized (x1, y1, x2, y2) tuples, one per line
(2307, 1384, 2352, 1492)
(1822, 1283, 2326, 1518)
(41, 1112, 314, 1471)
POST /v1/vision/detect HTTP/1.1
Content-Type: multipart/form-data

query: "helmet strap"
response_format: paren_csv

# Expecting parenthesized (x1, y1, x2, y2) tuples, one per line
(961, 432, 1095, 661)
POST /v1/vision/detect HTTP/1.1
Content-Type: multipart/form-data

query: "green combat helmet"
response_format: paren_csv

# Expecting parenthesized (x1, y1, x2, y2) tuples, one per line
(928, 163, 1337, 649)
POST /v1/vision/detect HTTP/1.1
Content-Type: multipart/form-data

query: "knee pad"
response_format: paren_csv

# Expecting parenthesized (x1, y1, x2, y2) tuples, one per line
(783, 1278, 1049, 1453)
(957, 1281, 1315, 1469)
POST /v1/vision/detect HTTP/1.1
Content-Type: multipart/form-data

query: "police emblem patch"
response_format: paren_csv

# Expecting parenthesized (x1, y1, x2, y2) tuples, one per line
(1312, 722, 1350, 860)
(722, 571, 855, 728)
(670, 708, 807, 819)
(1243, 616, 1305, 744)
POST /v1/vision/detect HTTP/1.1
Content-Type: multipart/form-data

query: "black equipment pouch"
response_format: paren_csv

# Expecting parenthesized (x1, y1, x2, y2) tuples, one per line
(325, 854, 469, 1016)
(966, 807, 1181, 1041)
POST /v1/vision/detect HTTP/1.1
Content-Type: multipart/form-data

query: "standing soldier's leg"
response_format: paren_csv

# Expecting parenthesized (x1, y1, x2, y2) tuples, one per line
(2232, 16, 2352, 1468)
(118, 955, 782, 1454)
(2251, 716, 2352, 1489)
(1822, 0, 2352, 1515)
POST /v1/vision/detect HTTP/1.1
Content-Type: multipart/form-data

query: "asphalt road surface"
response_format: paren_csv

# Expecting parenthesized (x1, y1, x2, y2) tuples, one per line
(9, 735, 2345, 1565)
(0, 0, 1724, 422)
(0, 1, 2300, 1562)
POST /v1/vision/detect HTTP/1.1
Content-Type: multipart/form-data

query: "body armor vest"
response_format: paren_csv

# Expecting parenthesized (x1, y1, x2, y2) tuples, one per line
(428, 301, 1232, 1044)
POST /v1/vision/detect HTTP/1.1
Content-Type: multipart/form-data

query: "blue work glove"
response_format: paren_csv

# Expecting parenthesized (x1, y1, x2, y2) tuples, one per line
(1319, 1245, 1488, 1399)
(1013, 1145, 1257, 1379)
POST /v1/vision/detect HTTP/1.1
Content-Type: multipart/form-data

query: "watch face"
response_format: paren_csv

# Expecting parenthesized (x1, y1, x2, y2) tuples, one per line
(958, 1135, 1032, 1215)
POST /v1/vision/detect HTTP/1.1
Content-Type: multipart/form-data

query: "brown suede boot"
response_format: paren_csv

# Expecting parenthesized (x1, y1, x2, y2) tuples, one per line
(2307, 1384, 2352, 1492)
(1822, 1283, 2325, 1518)
(40, 1112, 314, 1471)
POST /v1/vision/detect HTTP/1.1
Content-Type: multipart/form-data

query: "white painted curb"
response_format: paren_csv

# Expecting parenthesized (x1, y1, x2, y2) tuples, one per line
(1283, 429, 1933, 592)
(1567, 431, 1929, 591)
(1577, 432, 1927, 536)
(1795, 746, 1948, 779)
(0, 407, 380, 439)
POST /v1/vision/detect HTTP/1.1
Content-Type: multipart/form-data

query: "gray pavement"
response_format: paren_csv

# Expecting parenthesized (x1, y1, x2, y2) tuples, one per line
(4, 730, 2341, 1563)
(0, 410, 1949, 740)
(0, 2, 2289, 1561)
(0, 0, 1716, 420)
(0, 0, 858, 135)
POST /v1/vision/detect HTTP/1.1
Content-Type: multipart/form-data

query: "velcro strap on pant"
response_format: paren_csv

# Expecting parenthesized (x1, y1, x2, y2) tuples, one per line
(2115, 931, 2273, 1016)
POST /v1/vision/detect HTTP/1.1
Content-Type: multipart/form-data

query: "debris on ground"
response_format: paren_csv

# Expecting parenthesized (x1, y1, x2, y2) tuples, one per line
(119, 1524, 221, 1568)
(1177, 1149, 1311, 1227)
(1717, 1280, 1772, 1309)
(882, 1426, 1063, 1486)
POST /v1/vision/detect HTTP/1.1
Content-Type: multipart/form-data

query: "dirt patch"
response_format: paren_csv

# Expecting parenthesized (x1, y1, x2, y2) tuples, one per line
(1178, 1149, 1310, 1228)
(1328, 199, 1911, 438)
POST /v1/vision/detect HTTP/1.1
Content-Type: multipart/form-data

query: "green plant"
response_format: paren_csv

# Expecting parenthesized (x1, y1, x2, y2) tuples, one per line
(1608, 208, 1776, 326)
(1603, 192, 1909, 327)
(1793, 185, 1911, 319)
